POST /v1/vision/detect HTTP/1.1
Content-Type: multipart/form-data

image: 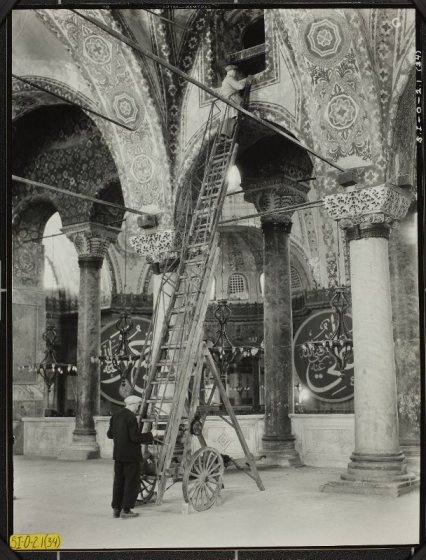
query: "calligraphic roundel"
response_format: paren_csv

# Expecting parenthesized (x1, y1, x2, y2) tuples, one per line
(293, 310, 354, 402)
(100, 316, 151, 405)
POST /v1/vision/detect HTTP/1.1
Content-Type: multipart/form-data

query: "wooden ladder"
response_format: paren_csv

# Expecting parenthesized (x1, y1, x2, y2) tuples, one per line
(136, 85, 264, 506)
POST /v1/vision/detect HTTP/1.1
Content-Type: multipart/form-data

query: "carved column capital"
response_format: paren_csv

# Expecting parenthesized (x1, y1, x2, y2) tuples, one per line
(62, 222, 120, 263)
(244, 177, 309, 225)
(323, 185, 413, 232)
(130, 228, 183, 269)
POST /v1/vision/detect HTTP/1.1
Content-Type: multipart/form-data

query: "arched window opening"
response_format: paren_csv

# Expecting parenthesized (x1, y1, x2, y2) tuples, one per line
(228, 273, 248, 300)
(243, 17, 265, 49)
(228, 16, 266, 76)
(291, 267, 303, 292)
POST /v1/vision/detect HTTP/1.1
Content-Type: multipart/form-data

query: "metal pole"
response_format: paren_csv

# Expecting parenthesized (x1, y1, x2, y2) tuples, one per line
(219, 200, 323, 226)
(12, 175, 147, 217)
(12, 74, 135, 132)
(226, 177, 316, 198)
(70, 9, 345, 173)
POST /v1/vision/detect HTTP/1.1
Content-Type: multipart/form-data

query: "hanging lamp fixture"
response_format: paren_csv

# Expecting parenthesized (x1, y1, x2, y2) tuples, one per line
(301, 286, 353, 374)
(18, 231, 77, 411)
(37, 324, 77, 390)
(301, 221, 353, 376)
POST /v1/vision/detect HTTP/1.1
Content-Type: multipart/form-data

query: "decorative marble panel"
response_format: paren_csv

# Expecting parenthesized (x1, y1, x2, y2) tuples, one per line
(291, 413, 354, 468)
(323, 184, 412, 227)
(130, 229, 183, 263)
(22, 417, 75, 457)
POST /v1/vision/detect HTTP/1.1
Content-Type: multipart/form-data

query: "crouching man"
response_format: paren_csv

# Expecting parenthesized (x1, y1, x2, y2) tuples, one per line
(107, 395, 153, 519)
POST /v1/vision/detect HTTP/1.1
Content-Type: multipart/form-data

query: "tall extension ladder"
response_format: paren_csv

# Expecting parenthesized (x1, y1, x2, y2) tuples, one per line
(136, 87, 264, 507)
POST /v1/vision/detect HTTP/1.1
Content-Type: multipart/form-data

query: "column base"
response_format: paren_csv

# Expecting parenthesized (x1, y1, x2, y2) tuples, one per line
(259, 437, 302, 467)
(321, 452, 419, 497)
(57, 432, 100, 461)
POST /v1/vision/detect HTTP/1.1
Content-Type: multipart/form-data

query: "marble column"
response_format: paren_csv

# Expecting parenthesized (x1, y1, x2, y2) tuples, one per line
(58, 222, 119, 460)
(131, 228, 181, 361)
(245, 178, 309, 466)
(322, 184, 419, 496)
(131, 229, 181, 412)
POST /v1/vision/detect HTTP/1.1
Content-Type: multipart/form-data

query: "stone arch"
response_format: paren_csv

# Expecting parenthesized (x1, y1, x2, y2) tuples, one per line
(34, 9, 173, 231)
(137, 265, 154, 296)
(289, 239, 315, 292)
(12, 196, 58, 289)
(12, 76, 95, 122)
(12, 103, 125, 228)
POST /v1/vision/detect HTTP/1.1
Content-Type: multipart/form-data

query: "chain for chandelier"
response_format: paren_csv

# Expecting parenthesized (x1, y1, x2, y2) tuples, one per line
(19, 229, 77, 411)
(91, 216, 139, 399)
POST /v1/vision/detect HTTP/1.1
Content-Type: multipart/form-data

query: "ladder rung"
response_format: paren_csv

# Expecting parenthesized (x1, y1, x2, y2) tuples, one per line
(147, 398, 174, 404)
(140, 416, 169, 422)
(161, 343, 187, 350)
(175, 289, 204, 297)
(179, 274, 201, 280)
(187, 241, 209, 249)
(157, 360, 183, 366)
(185, 257, 206, 265)
(196, 207, 213, 215)
(170, 307, 193, 315)
(151, 378, 176, 384)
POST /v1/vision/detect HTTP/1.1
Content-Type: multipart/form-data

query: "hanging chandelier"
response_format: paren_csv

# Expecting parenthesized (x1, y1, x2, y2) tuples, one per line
(210, 299, 237, 377)
(301, 286, 353, 375)
(19, 324, 77, 407)
(92, 309, 140, 397)
(37, 324, 77, 391)
(209, 299, 263, 376)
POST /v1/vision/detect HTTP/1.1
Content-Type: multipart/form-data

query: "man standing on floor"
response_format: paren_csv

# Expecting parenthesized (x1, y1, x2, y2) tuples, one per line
(107, 395, 153, 519)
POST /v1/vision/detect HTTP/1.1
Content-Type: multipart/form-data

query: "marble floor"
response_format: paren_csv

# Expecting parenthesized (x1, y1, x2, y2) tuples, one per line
(13, 456, 420, 550)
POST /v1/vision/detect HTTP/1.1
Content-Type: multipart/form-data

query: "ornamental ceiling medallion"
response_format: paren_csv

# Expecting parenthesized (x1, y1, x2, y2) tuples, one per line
(300, 12, 352, 68)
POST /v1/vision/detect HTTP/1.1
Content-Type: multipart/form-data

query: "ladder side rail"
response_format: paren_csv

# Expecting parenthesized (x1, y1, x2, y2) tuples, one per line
(203, 345, 265, 492)
(139, 186, 196, 426)
(186, 101, 220, 224)
(200, 141, 239, 250)
(155, 244, 220, 504)
(193, 104, 242, 247)
(134, 260, 181, 422)
(186, 106, 232, 243)
(180, 343, 206, 477)
(186, 142, 237, 257)
(132, 255, 180, 403)
(152, 280, 196, 420)
(142, 89, 248, 429)
(180, 257, 218, 462)
(138, 265, 183, 428)
(155, 258, 216, 475)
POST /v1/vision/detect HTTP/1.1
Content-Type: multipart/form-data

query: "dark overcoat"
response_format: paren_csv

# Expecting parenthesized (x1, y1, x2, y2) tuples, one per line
(107, 407, 153, 462)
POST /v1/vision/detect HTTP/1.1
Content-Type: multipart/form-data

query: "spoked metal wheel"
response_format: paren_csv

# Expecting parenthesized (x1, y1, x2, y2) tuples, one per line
(182, 447, 224, 511)
(139, 474, 156, 504)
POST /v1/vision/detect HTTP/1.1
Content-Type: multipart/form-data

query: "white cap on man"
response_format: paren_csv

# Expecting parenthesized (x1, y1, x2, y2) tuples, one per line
(124, 395, 142, 406)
